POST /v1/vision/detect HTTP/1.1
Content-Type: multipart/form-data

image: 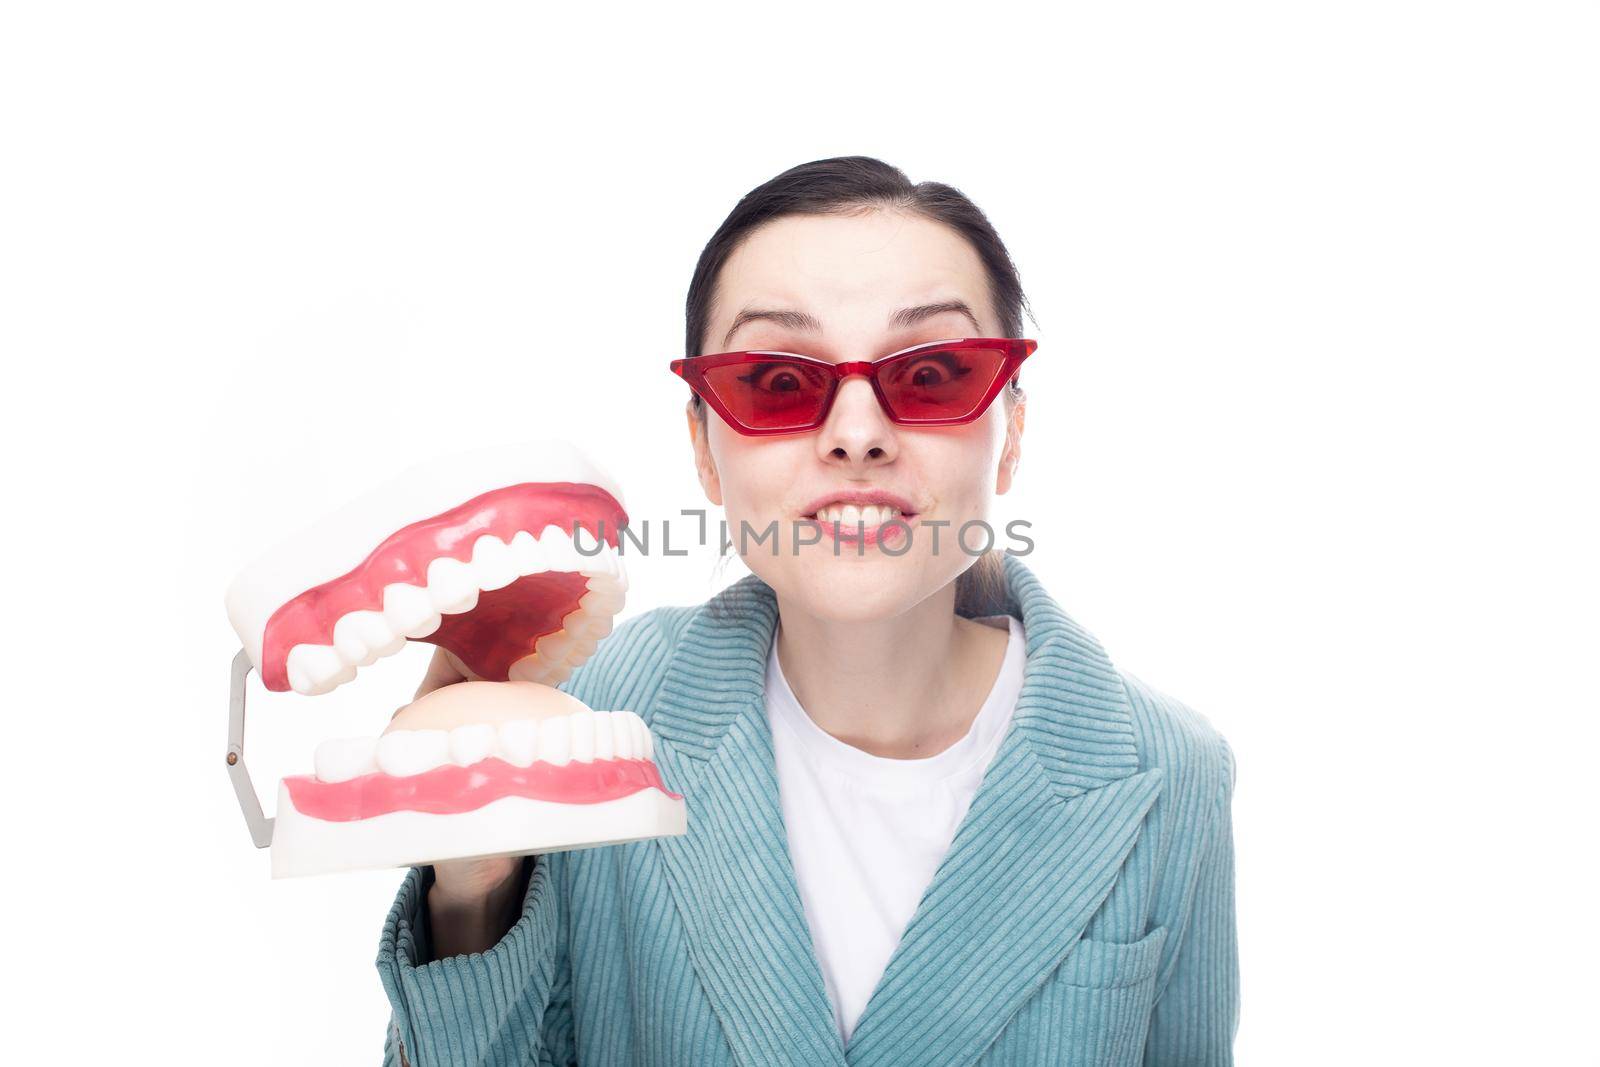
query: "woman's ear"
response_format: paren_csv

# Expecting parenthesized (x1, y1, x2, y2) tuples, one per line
(995, 392, 1026, 495)
(686, 403, 724, 505)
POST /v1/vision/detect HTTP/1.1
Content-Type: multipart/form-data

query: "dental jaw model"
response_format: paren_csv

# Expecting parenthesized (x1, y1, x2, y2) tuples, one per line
(223, 441, 686, 878)
(277, 681, 681, 878)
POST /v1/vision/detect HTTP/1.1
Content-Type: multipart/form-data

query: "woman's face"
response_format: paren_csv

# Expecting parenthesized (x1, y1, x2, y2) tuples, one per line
(689, 209, 1025, 623)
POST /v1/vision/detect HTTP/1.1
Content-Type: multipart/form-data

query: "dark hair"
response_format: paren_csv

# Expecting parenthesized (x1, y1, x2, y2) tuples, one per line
(689, 156, 1033, 619)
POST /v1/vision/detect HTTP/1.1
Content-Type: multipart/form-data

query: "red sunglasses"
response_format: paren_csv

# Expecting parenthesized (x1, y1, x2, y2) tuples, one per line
(670, 337, 1036, 436)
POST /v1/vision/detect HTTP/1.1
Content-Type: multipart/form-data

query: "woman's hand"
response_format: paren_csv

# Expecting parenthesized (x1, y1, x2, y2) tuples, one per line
(395, 647, 532, 958)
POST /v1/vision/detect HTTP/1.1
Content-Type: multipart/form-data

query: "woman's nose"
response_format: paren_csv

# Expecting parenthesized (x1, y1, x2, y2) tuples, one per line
(815, 376, 897, 465)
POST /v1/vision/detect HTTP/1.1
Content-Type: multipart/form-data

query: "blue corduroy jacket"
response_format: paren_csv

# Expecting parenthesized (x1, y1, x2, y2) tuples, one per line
(376, 553, 1238, 1066)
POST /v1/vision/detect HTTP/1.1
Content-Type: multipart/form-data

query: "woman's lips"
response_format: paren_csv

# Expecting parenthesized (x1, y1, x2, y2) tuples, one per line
(797, 513, 915, 549)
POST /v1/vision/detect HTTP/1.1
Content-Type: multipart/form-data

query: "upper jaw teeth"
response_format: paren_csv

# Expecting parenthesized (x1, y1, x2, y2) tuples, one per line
(813, 503, 903, 526)
(283, 526, 627, 696)
(314, 709, 655, 782)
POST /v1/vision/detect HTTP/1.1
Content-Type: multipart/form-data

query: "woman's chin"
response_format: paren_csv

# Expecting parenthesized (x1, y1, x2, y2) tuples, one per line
(765, 554, 944, 622)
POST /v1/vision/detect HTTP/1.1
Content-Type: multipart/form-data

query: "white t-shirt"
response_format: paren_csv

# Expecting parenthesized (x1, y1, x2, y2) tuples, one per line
(765, 613, 1027, 1046)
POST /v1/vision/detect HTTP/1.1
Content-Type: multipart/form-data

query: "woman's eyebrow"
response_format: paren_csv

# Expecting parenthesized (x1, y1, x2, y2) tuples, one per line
(724, 308, 822, 349)
(887, 300, 981, 334)
(723, 300, 980, 349)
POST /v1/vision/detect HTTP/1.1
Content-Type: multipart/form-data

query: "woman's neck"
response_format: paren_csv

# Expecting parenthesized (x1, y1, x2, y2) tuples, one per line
(772, 585, 1011, 760)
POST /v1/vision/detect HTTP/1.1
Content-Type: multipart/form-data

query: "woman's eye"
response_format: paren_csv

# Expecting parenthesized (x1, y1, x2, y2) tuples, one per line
(902, 355, 969, 388)
(737, 363, 805, 393)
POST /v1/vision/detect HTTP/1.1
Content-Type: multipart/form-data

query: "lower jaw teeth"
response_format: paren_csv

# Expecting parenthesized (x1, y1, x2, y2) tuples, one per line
(315, 710, 654, 781)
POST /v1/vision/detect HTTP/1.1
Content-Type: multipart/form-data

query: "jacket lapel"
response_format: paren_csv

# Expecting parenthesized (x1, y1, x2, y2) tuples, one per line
(648, 555, 1162, 1067)
(649, 576, 850, 1067)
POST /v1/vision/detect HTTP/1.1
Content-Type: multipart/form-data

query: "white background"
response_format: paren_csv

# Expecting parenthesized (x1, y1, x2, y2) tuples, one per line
(3, 2, 1596, 1063)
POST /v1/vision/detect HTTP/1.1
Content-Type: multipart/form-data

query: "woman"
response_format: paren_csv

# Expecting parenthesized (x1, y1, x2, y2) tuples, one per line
(377, 157, 1238, 1066)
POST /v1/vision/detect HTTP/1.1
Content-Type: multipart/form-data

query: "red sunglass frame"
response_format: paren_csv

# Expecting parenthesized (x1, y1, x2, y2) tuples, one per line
(669, 337, 1037, 436)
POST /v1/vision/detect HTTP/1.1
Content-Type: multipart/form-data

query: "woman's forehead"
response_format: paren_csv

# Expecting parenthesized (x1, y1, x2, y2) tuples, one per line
(714, 214, 990, 340)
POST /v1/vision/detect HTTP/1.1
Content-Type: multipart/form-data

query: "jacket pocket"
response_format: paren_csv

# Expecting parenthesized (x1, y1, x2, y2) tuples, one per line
(979, 925, 1172, 1066)
(1057, 924, 1169, 989)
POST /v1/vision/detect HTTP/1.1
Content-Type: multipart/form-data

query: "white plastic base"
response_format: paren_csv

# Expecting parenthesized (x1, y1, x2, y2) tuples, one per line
(270, 783, 688, 878)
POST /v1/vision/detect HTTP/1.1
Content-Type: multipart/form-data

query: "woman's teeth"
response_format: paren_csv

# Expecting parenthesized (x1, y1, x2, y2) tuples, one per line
(313, 709, 654, 783)
(812, 503, 903, 526)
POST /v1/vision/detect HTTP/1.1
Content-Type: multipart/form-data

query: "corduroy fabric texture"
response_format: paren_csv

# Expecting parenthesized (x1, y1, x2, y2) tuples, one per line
(376, 553, 1238, 1066)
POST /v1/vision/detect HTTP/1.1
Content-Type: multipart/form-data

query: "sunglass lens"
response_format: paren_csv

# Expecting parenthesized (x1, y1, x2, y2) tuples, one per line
(877, 346, 1008, 421)
(702, 359, 832, 431)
